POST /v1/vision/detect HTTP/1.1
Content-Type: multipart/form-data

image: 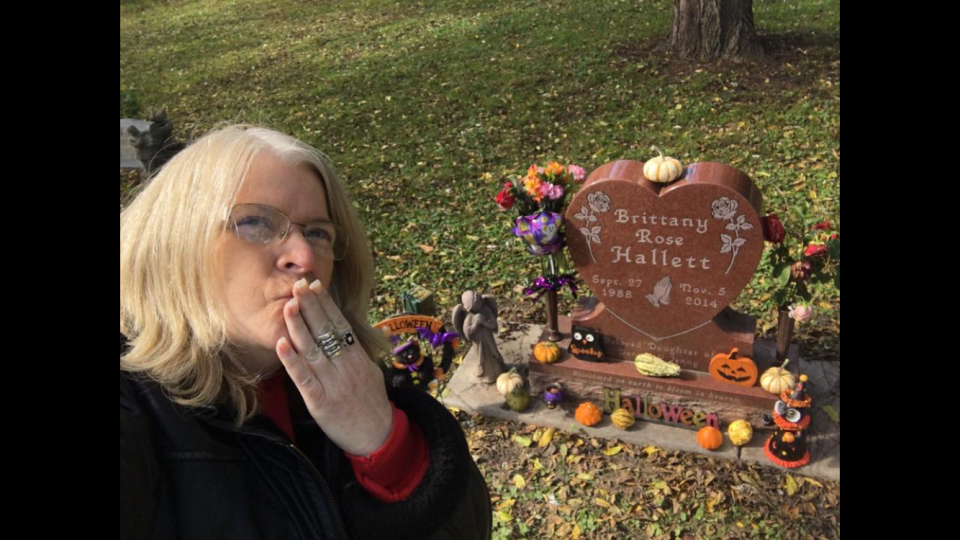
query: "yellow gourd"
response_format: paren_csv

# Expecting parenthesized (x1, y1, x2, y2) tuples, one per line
(611, 408, 636, 430)
(727, 420, 753, 447)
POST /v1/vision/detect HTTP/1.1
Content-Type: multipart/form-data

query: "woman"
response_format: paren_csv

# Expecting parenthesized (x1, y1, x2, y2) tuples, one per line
(120, 125, 492, 539)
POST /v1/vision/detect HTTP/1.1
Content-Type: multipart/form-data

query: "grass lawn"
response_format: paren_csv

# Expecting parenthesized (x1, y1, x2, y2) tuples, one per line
(122, 1, 840, 537)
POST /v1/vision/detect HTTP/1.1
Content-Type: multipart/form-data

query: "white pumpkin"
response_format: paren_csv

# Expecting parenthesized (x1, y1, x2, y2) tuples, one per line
(760, 359, 797, 395)
(643, 146, 684, 184)
(496, 368, 524, 396)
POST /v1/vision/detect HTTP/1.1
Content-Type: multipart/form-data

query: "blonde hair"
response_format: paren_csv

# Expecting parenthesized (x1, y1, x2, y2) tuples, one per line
(120, 124, 391, 426)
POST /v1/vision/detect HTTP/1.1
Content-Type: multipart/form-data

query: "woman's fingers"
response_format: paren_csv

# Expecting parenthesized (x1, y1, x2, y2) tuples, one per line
(277, 336, 326, 407)
(307, 280, 352, 335)
(284, 297, 337, 373)
(293, 279, 332, 336)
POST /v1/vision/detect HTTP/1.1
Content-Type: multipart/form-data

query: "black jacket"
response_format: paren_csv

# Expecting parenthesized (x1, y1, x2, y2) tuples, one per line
(120, 338, 492, 539)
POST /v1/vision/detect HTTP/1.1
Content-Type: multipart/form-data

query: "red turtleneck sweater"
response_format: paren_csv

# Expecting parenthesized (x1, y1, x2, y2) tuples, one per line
(259, 375, 430, 503)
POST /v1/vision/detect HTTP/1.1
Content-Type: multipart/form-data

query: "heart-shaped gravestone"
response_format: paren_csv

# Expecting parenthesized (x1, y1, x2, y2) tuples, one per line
(565, 160, 763, 341)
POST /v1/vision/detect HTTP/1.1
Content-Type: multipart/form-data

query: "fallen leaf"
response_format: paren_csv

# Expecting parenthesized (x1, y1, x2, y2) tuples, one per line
(707, 492, 724, 513)
(643, 445, 662, 457)
(804, 478, 824, 489)
(785, 474, 799, 496)
(514, 435, 533, 447)
(539, 427, 556, 447)
(603, 445, 623, 456)
(419, 244, 435, 253)
(513, 474, 526, 488)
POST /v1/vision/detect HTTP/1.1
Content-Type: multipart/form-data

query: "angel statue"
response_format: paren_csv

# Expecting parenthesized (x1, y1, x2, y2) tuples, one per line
(452, 291, 508, 384)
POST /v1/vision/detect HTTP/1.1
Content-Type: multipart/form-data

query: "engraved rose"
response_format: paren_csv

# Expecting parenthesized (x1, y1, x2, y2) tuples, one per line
(587, 192, 611, 213)
(711, 197, 751, 275)
(711, 197, 739, 221)
(574, 191, 612, 263)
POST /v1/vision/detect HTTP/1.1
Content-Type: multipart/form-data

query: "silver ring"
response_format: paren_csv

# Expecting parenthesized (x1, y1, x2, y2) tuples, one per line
(315, 325, 343, 359)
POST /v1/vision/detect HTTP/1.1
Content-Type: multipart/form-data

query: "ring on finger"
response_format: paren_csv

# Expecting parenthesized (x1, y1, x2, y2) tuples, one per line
(314, 323, 343, 359)
(318, 332, 343, 359)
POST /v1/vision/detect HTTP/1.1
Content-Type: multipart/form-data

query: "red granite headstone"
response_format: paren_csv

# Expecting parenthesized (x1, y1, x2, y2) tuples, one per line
(564, 160, 764, 370)
(527, 160, 777, 428)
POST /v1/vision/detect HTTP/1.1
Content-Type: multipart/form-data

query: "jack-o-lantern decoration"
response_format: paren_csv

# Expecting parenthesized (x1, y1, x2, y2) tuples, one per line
(708, 348, 758, 387)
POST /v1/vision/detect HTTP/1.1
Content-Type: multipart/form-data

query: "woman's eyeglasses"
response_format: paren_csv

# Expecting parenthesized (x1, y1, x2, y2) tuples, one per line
(227, 203, 348, 261)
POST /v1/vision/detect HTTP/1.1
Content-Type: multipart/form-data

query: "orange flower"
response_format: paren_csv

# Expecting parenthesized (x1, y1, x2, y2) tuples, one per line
(524, 176, 543, 201)
(527, 164, 540, 178)
(545, 162, 565, 177)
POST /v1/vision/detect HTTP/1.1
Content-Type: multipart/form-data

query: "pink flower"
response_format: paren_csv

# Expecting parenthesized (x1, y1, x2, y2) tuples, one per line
(789, 305, 814, 323)
(545, 182, 565, 200)
(538, 181, 564, 200)
(568, 164, 586, 183)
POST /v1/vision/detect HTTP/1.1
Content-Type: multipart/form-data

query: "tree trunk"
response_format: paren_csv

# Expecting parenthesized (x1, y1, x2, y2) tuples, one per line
(669, 0, 765, 61)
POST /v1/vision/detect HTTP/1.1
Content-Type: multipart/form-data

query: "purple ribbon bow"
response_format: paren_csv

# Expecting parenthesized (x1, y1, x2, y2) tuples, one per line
(416, 327, 460, 349)
(523, 273, 578, 301)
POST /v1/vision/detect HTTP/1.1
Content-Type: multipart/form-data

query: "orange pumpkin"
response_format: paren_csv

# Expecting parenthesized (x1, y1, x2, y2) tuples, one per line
(708, 348, 758, 387)
(697, 426, 724, 451)
(533, 341, 562, 364)
(575, 402, 603, 427)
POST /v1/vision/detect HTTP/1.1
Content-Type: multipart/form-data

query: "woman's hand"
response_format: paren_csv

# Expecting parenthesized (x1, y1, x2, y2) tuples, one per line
(276, 278, 393, 457)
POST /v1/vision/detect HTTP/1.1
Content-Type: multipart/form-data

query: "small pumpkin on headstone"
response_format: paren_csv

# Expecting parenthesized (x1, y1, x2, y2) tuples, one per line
(533, 341, 562, 364)
(643, 146, 684, 184)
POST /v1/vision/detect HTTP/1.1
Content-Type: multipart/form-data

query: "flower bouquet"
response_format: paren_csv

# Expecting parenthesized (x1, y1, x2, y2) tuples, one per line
(495, 162, 587, 340)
